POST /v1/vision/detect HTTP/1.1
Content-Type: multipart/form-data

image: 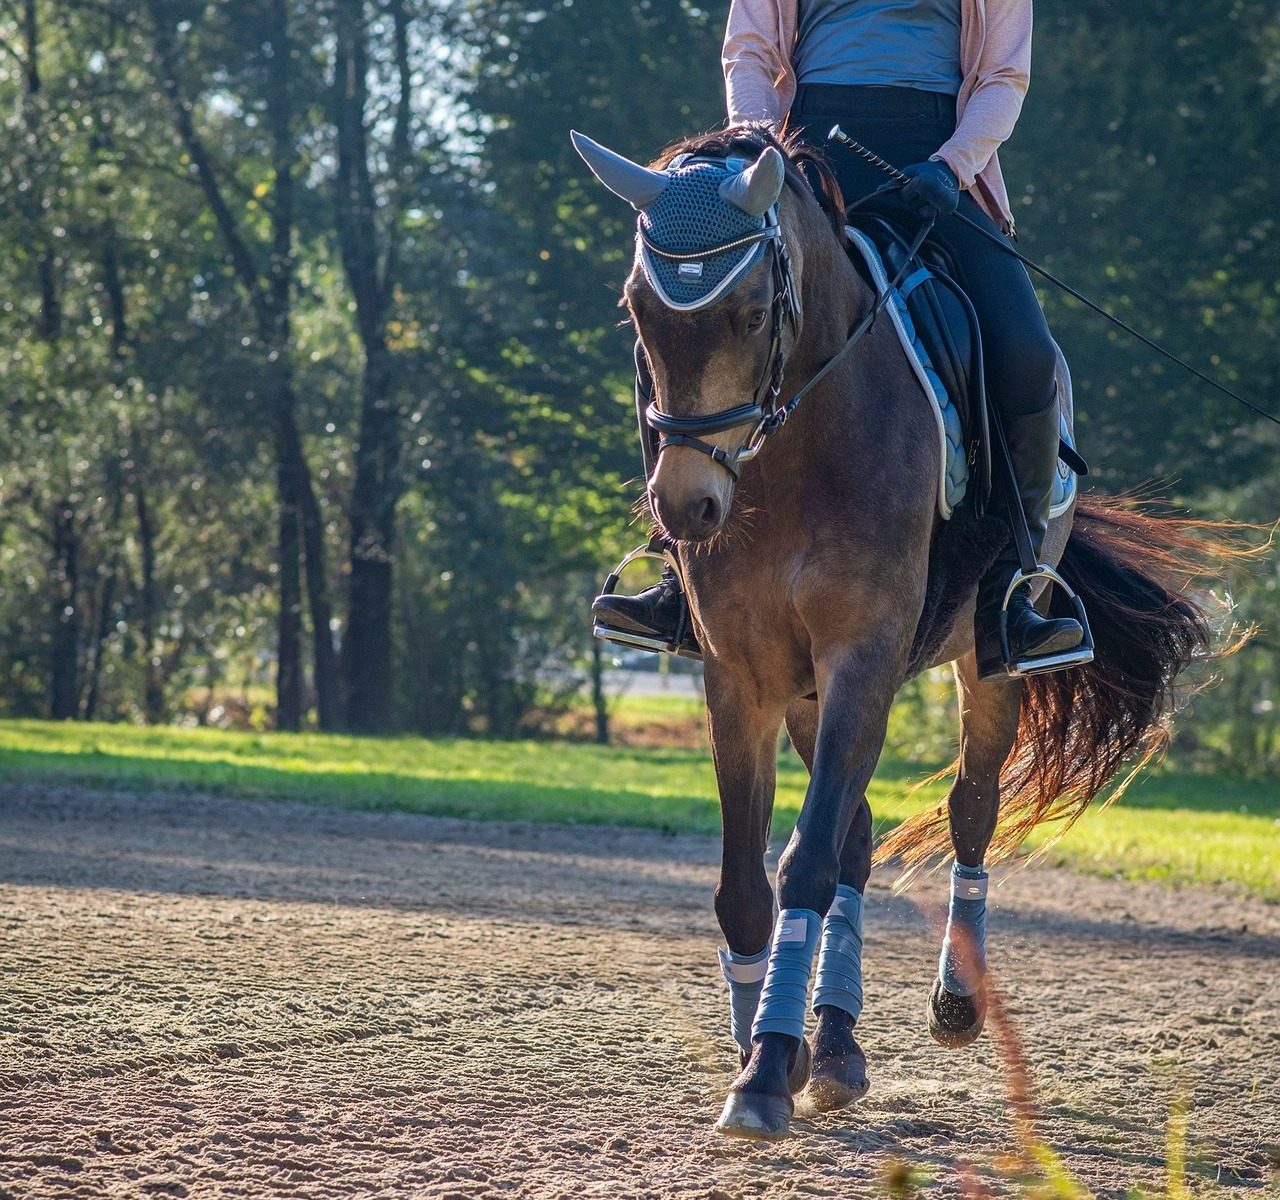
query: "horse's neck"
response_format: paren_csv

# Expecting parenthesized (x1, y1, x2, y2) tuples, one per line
(795, 229, 871, 380)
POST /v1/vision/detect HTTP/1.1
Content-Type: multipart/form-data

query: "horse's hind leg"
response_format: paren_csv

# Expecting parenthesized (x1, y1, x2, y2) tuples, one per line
(785, 701, 871, 1113)
(928, 653, 1022, 1047)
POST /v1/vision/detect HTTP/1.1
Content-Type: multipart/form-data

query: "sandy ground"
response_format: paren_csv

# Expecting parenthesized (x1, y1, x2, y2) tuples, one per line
(0, 785, 1276, 1199)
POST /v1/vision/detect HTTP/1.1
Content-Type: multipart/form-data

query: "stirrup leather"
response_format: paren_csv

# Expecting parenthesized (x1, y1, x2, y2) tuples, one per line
(997, 564, 1095, 678)
(592, 539, 703, 661)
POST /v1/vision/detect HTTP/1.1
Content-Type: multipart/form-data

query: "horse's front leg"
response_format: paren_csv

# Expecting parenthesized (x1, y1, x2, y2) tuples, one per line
(927, 654, 1022, 1047)
(703, 669, 811, 1094)
(784, 700, 871, 1113)
(717, 638, 898, 1140)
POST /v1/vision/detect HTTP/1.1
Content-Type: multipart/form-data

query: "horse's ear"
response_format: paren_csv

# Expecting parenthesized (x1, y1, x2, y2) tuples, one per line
(570, 130, 668, 210)
(719, 146, 785, 216)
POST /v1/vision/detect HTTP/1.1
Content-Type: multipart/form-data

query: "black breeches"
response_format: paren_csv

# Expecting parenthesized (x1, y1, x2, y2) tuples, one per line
(790, 84, 1058, 417)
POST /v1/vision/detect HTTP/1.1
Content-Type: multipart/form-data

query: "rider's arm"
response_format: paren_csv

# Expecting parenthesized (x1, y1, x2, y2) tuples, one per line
(722, 0, 798, 127)
(932, 0, 1032, 189)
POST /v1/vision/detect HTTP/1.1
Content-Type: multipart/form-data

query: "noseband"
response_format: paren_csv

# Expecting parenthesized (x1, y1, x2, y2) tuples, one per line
(641, 205, 801, 481)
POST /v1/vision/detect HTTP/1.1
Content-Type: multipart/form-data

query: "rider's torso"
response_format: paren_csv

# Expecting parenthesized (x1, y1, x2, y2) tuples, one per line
(794, 0, 963, 95)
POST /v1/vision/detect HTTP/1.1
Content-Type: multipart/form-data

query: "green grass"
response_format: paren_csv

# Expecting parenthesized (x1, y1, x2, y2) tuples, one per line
(1, 718, 1277, 900)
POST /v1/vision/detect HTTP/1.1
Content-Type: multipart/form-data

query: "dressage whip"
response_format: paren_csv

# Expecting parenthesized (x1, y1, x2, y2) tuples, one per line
(826, 125, 1280, 430)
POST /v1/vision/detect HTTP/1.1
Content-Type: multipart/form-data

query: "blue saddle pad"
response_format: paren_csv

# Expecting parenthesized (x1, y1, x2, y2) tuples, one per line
(845, 228, 1079, 521)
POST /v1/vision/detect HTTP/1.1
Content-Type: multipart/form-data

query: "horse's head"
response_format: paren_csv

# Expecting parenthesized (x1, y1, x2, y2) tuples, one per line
(573, 126, 841, 543)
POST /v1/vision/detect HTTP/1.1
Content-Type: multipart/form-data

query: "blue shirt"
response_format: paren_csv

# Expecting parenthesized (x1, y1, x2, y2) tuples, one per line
(794, 0, 963, 95)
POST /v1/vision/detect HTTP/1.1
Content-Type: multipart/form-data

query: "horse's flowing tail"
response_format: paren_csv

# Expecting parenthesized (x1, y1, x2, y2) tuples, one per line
(876, 494, 1251, 870)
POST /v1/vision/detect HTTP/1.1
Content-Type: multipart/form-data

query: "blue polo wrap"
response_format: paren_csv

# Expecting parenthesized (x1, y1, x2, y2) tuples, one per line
(939, 861, 988, 996)
(811, 884, 864, 1019)
(751, 908, 822, 1042)
(717, 944, 769, 1054)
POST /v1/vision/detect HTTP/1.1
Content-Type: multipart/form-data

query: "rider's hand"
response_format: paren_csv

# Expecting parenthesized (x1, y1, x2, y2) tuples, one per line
(899, 159, 960, 220)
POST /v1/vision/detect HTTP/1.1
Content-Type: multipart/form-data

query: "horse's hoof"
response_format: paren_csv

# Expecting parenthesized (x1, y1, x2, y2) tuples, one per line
(805, 1046, 869, 1113)
(738, 1037, 812, 1096)
(927, 976, 987, 1048)
(787, 1035, 812, 1095)
(715, 1089, 793, 1140)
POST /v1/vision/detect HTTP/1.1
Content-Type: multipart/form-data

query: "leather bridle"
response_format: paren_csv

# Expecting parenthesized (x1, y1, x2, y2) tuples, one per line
(639, 180, 932, 481)
(640, 207, 799, 481)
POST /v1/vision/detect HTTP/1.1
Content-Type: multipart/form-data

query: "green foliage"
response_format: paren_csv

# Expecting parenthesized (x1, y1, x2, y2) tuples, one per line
(0, 0, 1276, 749)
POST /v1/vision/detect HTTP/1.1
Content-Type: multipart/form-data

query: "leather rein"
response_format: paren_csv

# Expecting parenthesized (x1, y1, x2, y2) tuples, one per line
(639, 193, 932, 480)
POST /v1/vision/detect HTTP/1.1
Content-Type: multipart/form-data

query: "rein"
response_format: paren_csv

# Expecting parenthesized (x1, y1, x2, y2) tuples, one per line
(642, 189, 933, 480)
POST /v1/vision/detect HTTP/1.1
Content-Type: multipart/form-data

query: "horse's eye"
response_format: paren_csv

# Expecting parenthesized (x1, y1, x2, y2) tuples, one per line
(745, 307, 769, 335)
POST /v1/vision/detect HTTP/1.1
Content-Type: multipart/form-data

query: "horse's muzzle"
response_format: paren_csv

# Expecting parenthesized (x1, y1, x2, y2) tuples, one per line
(650, 485, 726, 543)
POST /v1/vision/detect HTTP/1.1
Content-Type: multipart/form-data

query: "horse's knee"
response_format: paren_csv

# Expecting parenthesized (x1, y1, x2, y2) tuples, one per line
(715, 871, 773, 954)
(776, 837, 840, 916)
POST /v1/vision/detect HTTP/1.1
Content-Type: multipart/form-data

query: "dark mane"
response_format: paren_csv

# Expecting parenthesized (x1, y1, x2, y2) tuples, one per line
(652, 123, 848, 243)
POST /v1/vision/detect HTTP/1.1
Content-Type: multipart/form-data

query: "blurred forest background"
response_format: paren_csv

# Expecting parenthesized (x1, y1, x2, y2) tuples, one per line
(0, 0, 1276, 765)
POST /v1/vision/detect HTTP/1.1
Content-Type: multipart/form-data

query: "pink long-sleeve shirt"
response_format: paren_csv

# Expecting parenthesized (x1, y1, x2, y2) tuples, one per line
(722, 0, 1031, 232)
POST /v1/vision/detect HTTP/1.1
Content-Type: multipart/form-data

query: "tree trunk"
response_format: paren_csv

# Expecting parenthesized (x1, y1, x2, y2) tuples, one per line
(49, 503, 80, 720)
(149, 0, 337, 731)
(591, 636, 609, 745)
(274, 427, 304, 732)
(280, 396, 339, 729)
(333, 0, 411, 732)
(343, 343, 397, 732)
(84, 489, 123, 721)
(134, 476, 165, 725)
(86, 221, 130, 722)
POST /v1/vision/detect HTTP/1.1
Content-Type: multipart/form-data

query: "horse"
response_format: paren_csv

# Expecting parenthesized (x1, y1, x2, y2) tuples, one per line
(572, 123, 1227, 1140)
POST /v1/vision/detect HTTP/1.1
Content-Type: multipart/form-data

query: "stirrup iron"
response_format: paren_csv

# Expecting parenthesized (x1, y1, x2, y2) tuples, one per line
(592, 538, 702, 661)
(997, 564, 1095, 678)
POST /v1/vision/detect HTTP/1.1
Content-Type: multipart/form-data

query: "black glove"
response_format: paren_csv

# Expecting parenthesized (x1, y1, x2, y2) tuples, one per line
(899, 159, 960, 220)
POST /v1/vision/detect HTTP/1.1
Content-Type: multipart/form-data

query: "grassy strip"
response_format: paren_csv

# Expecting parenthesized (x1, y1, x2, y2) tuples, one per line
(1, 718, 1276, 899)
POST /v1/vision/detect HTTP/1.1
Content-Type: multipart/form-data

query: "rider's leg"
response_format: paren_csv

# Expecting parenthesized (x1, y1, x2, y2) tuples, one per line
(931, 196, 1084, 678)
(590, 342, 698, 649)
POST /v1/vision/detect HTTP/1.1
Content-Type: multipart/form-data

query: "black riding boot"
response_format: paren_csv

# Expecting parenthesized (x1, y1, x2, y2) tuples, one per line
(974, 398, 1084, 680)
(591, 559, 701, 656)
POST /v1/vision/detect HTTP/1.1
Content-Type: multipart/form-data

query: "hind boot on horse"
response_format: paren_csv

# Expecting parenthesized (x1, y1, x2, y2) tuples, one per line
(574, 125, 1219, 1141)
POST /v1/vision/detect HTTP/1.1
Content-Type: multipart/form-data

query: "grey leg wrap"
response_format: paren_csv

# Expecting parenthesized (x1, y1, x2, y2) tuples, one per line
(751, 909, 822, 1042)
(939, 862, 988, 997)
(810, 883, 864, 1020)
(717, 944, 769, 1055)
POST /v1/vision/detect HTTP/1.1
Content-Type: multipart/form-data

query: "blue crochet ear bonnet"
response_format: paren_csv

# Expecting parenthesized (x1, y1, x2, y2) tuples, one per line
(636, 156, 770, 311)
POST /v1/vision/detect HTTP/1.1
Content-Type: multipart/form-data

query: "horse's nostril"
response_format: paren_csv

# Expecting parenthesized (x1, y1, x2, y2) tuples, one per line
(691, 495, 721, 534)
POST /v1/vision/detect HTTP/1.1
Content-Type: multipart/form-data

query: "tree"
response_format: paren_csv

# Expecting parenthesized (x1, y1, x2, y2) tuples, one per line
(145, 0, 340, 729)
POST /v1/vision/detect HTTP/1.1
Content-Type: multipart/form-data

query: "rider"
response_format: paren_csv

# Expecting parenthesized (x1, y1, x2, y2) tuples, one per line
(592, 0, 1085, 679)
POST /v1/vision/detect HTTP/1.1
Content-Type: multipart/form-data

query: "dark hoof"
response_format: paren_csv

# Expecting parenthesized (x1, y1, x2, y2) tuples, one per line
(927, 977, 987, 1048)
(787, 1035, 812, 1095)
(715, 1089, 794, 1140)
(738, 1037, 812, 1096)
(805, 1046, 869, 1113)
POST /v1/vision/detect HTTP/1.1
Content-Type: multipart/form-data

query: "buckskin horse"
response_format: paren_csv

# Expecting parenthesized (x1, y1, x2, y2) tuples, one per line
(572, 123, 1227, 1140)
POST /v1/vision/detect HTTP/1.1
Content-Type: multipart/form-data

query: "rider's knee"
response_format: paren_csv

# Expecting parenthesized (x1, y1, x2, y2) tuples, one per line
(988, 326, 1058, 416)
